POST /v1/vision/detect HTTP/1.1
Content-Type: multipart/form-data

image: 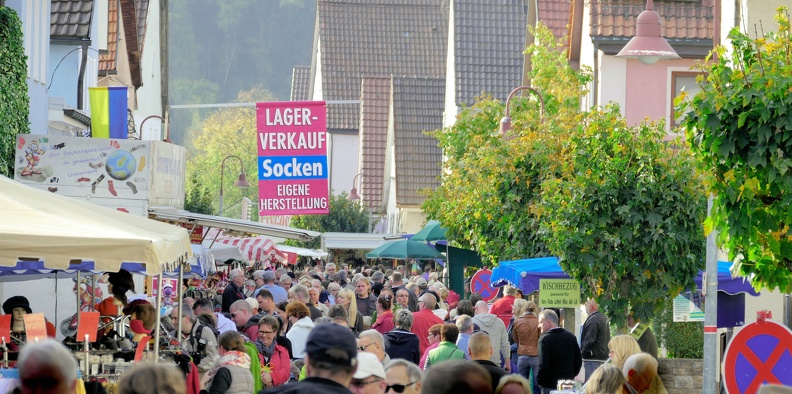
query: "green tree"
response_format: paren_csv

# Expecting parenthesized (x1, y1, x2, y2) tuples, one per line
(0, 7, 29, 177)
(679, 8, 792, 292)
(541, 108, 708, 327)
(424, 24, 707, 326)
(186, 86, 277, 220)
(185, 173, 215, 215)
(288, 192, 369, 249)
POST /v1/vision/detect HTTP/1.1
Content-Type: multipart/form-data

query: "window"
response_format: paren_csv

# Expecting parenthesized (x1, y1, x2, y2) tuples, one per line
(670, 71, 706, 128)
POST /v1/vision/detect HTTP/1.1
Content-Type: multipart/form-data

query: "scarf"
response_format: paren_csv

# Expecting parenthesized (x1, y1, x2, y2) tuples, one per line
(201, 350, 251, 387)
(256, 339, 277, 360)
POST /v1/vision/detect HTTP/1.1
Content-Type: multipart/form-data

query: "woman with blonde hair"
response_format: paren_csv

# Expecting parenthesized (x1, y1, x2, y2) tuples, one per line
(495, 374, 533, 394)
(608, 335, 667, 394)
(585, 364, 625, 394)
(335, 288, 364, 333)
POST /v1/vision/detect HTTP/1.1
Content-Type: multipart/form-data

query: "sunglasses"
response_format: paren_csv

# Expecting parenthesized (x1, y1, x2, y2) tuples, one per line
(386, 382, 418, 393)
(231, 311, 241, 318)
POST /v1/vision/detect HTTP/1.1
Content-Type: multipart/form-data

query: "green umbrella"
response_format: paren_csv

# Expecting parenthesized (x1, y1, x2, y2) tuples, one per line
(366, 240, 446, 260)
(410, 220, 448, 242)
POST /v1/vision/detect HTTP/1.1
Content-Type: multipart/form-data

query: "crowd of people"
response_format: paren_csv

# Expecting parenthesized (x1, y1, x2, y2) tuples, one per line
(8, 262, 681, 394)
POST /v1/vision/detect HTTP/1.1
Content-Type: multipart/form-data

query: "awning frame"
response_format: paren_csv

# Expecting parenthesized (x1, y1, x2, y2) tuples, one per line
(148, 207, 321, 243)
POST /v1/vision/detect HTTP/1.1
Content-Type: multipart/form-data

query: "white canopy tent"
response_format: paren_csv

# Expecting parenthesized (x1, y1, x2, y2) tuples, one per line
(0, 176, 192, 274)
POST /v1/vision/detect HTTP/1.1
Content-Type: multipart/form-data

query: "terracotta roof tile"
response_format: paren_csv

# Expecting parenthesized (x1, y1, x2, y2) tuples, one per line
(290, 66, 311, 101)
(99, 0, 118, 72)
(359, 77, 391, 210)
(317, 0, 447, 132)
(392, 77, 444, 207)
(50, 0, 93, 39)
(539, 0, 572, 45)
(590, 0, 714, 40)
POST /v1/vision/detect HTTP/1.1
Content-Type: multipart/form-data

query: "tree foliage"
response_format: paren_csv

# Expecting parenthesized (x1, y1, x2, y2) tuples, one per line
(288, 192, 369, 249)
(0, 7, 29, 177)
(186, 86, 276, 220)
(424, 24, 707, 325)
(679, 8, 792, 292)
(542, 109, 707, 327)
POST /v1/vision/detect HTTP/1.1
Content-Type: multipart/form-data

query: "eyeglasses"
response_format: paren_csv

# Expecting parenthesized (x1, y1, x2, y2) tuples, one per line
(358, 342, 376, 351)
(230, 311, 241, 318)
(259, 330, 276, 335)
(386, 382, 418, 393)
(351, 379, 382, 388)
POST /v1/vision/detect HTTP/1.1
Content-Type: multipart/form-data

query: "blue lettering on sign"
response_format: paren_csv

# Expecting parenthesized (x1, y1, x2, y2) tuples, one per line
(259, 156, 328, 180)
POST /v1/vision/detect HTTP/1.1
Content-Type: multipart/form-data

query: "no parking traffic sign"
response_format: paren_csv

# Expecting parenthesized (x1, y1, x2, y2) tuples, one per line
(471, 269, 497, 302)
(723, 313, 792, 393)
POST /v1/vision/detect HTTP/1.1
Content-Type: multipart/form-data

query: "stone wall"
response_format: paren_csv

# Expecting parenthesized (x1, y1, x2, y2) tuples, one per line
(659, 358, 703, 394)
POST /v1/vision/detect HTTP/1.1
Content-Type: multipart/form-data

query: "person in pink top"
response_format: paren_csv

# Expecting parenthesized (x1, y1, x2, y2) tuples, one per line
(418, 323, 443, 370)
(371, 294, 395, 335)
(490, 285, 519, 327)
(410, 293, 444, 354)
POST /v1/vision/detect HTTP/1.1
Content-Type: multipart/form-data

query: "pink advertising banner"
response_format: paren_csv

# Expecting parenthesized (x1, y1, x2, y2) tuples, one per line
(256, 101, 329, 216)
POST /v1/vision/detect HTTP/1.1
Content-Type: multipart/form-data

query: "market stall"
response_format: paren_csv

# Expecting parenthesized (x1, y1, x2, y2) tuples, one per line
(0, 175, 193, 387)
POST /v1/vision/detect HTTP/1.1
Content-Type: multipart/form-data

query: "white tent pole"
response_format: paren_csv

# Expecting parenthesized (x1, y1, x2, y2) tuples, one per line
(153, 272, 164, 364)
(76, 271, 81, 336)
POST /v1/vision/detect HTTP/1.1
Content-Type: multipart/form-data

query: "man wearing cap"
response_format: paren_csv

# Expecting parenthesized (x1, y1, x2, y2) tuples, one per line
(349, 352, 387, 394)
(257, 270, 288, 304)
(261, 323, 358, 394)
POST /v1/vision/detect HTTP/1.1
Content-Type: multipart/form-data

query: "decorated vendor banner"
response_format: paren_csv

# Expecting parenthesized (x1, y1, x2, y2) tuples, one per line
(539, 279, 581, 308)
(256, 101, 329, 216)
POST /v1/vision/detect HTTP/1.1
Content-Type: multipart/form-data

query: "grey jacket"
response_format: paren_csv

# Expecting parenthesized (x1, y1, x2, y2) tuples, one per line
(473, 313, 510, 365)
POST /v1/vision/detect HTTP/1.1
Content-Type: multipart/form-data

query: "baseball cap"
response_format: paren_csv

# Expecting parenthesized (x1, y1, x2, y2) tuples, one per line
(304, 323, 358, 366)
(353, 352, 386, 379)
(416, 278, 428, 289)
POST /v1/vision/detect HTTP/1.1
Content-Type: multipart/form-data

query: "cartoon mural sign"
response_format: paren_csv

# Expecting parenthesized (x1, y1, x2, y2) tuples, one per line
(14, 135, 149, 201)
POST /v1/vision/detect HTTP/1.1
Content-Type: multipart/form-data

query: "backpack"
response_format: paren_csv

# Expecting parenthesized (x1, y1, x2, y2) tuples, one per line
(189, 324, 218, 353)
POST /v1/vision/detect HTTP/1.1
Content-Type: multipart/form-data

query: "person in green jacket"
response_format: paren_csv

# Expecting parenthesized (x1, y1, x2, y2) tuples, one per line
(424, 323, 466, 370)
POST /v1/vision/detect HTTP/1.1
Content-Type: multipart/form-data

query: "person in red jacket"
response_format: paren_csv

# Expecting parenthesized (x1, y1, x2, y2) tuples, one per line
(410, 293, 444, 354)
(490, 285, 518, 328)
(256, 315, 290, 388)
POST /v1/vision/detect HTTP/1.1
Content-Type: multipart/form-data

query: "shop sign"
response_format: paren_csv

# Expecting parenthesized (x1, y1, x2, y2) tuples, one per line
(256, 101, 329, 215)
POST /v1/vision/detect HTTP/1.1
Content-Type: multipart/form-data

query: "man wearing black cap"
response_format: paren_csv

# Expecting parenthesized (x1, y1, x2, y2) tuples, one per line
(261, 323, 358, 394)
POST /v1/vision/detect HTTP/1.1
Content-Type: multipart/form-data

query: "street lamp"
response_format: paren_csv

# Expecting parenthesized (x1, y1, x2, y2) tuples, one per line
(219, 155, 250, 216)
(499, 86, 545, 136)
(615, 0, 680, 65)
(348, 173, 373, 232)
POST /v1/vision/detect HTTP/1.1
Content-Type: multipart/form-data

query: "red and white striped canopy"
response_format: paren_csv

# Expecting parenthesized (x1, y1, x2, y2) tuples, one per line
(205, 229, 288, 264)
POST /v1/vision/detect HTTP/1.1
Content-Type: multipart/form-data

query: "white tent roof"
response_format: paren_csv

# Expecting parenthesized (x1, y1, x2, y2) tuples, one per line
(0, 176, 191, 274)
(321, 232, 405, 250)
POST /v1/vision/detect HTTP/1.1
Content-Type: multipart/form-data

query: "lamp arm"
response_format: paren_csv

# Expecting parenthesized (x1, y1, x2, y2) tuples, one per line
(504, 86, 545, 121)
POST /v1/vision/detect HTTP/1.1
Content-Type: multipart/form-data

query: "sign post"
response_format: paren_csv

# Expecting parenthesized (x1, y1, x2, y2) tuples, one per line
(723, 311, 792, 393)
(471, 269, 497, 302)
(256, 101, 329, 216)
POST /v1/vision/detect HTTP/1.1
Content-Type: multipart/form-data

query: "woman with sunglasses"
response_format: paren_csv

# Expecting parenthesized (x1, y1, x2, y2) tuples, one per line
(256, 315, 290, 389)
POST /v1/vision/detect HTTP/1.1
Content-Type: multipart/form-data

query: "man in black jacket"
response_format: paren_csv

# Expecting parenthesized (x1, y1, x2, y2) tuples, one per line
(580, 298, 610, 382)
(536, 310, 582, 394)
(221, 269, 246, 313)
(469, 332, 507, 393)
